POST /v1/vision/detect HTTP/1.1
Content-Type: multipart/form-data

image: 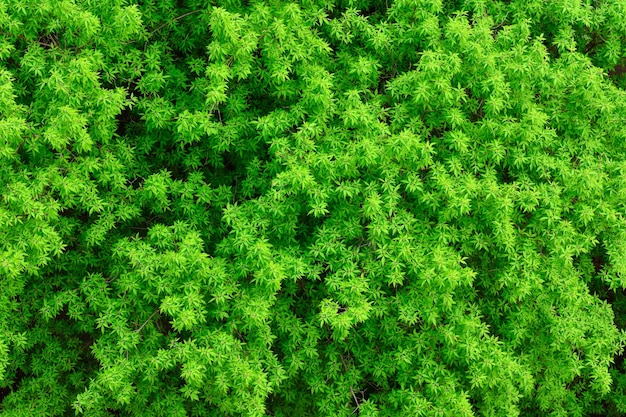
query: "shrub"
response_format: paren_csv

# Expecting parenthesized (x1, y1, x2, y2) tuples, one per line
(2, 1, 626, 416)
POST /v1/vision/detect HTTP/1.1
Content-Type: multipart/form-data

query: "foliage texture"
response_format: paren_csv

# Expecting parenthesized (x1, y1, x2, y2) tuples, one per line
(2, 0, 626, 416)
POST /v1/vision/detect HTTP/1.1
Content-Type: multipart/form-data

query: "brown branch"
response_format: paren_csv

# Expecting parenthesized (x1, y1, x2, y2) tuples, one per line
(340, 354, 349, 373)
(584, 37, 605, 54)
(350, 387, 360, 415)
(608, 64, 626, 78)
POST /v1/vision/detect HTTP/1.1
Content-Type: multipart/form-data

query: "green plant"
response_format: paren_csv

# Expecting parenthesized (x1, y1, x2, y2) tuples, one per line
(2, 1, 626, 416)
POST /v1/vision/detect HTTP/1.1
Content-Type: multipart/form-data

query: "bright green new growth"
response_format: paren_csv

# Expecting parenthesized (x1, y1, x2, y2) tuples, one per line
(2, 0, 626, 416)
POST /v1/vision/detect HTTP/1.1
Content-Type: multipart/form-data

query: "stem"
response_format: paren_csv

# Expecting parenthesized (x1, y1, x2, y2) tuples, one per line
(135, 309, 160, 333)
(150, 9, 203, 37)
(350, 386, 360, 414)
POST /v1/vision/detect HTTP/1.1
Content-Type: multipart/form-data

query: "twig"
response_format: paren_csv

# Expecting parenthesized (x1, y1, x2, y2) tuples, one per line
(350, 387, 360, 414)
(150, 9, 203, 37)
(492, 13, 509, 32)
(134, 309, 159, 333)
(340, 353, 349, 372)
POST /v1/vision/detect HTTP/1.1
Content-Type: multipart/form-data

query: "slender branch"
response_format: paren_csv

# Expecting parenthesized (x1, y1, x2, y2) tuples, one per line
(584, 34, 607, 54)
(340, 354, 349, 372)
(350, 387, 360, 414)
(135, 309, 160, 333)
(150, 9, 203, 37)
(492, 13, 509, 32)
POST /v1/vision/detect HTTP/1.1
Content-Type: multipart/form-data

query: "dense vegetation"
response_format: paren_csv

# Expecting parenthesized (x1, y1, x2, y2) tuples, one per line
(2, 0, 626, 416)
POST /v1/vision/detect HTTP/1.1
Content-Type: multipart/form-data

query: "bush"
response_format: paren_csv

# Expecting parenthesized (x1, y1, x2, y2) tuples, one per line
(2, 1, 626, 416)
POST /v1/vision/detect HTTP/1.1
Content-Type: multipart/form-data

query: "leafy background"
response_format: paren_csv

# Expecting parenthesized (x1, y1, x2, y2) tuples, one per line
(2, 0, 626, 416)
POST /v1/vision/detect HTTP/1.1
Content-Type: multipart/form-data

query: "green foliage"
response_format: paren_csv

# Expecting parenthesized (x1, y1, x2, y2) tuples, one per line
(2, 0, 626, 416)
